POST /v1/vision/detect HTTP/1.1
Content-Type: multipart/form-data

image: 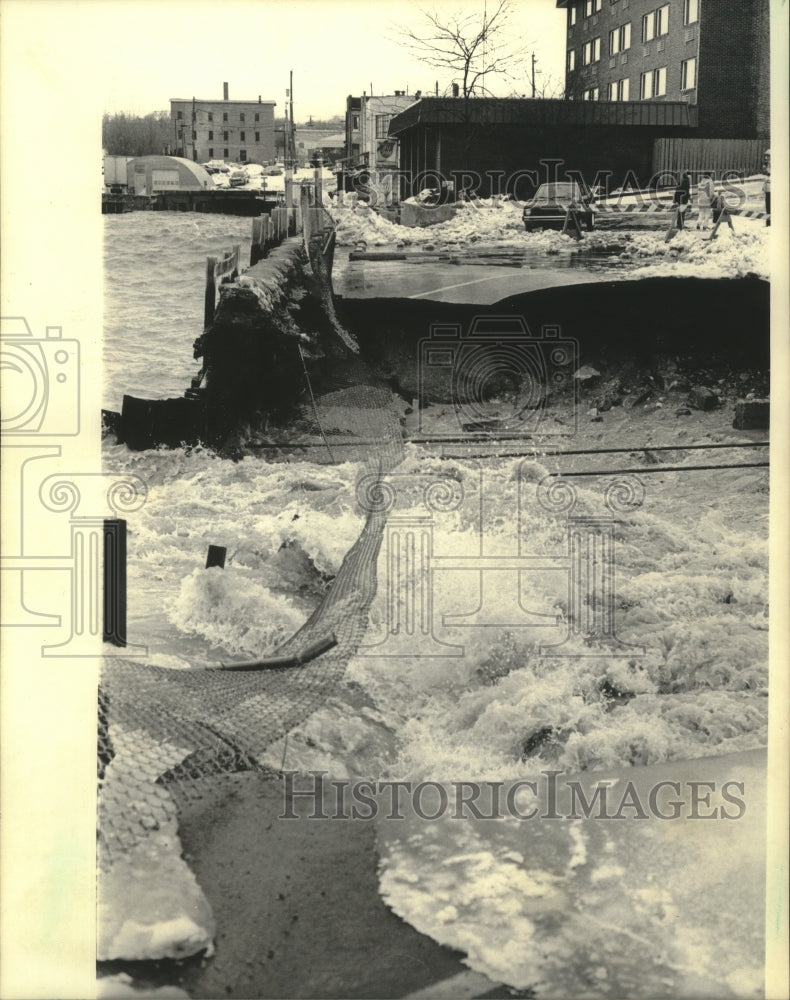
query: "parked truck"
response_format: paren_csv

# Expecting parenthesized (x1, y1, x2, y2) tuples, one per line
(103, 155, 131, 193)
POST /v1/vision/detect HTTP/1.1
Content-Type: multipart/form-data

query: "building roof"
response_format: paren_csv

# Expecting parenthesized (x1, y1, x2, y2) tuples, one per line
(127, 155, 213, 184)
(170, 97, 276, 105)
(388, 97, 698, 134)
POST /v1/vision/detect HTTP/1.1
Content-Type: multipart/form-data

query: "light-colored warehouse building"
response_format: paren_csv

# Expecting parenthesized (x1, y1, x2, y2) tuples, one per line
(170, 83, 276, 165)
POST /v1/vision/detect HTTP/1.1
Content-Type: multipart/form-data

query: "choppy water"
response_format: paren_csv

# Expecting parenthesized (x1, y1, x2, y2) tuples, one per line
(103, 213, 252, 410)
(103, 212, 769, 993)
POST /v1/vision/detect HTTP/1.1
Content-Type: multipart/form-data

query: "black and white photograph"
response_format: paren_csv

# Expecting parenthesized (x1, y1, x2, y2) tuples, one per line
(1, 1, 788, 998)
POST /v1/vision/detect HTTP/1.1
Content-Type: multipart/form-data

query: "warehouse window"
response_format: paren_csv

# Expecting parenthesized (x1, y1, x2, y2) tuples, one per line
(240, 112, 245, 123)
(681, 56, 696, 90)
(255, 112, 260, 122)
(223, 130, 229, 141)
(223, 147, 229, 158)
(208, 112, 213, 122)
(208, 147, 214, 158)
(240, 131, 246, 141)
(208, 130, 213, 140)
(684, 0, 698, 24)
(239, 149, 247, 161)
(223, 112, 228, 122)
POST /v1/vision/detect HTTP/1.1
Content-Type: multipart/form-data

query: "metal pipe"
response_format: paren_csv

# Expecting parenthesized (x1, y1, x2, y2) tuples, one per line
(217, 631, 337, 671)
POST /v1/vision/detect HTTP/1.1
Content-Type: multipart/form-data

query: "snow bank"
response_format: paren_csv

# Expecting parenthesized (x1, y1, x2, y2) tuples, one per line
(330, 200, 769, 279)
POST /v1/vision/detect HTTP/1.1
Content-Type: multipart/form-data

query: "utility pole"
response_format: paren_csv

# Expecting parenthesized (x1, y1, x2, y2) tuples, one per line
(192, 96, 196, 160)
(531, 54, 536, 99)
(289, 69, 295, 170)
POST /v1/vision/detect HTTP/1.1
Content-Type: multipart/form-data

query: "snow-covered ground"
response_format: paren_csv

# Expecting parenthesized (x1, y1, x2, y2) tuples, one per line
(328, 195, 769, 281)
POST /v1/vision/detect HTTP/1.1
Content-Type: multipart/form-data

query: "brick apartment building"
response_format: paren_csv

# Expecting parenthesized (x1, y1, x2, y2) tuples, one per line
(558, 0, 769, 139)
(170, 84, 276, 165)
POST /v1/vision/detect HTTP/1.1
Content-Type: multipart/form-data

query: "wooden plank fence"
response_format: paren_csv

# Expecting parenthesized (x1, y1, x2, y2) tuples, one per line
(204, 244, 241, 329)
(205, 174, 336, 328)
(653, 138, 767, 179)
(250, 206, 290, 265)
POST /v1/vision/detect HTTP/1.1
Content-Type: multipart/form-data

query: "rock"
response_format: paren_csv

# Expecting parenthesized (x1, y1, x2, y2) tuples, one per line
(733, 398, 769, 430)
(689, 386, 719, 411)
(574, 365, 601, 383)
(587, 406, 599, 417)
(591, 415, 603, 423)
(622, 387, 652, 410)
(593, 376, 623, 412)
(675, 408, 692, 417)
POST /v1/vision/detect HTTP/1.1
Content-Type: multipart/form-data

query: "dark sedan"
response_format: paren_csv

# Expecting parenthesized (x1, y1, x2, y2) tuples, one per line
(522, 182, 595, 231)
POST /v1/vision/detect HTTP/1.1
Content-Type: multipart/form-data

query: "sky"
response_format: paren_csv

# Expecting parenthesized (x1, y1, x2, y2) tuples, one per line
(85, 0, 568, 120)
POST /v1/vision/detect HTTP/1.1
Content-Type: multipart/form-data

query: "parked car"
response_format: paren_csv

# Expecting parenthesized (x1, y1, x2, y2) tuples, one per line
(229, 169, 248, 188)
(522, 182, 595, 231)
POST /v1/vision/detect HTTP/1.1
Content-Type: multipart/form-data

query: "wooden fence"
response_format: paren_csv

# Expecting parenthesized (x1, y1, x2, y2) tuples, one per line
(205, 170, 334, 327)
(250, 206, 290, 265)
(653, 138, 767, 179)
(204, 244, 241, 329)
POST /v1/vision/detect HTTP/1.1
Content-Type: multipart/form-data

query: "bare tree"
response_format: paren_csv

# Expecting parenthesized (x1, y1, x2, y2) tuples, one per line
(395, 1, 525, 100)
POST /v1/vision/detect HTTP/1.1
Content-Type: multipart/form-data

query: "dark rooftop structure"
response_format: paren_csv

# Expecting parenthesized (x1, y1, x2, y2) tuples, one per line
(388, 97, 699, 198)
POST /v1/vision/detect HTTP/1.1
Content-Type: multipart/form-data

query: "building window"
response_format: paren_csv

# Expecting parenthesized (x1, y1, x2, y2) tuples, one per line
(208, 112, 213, 122)
(375, 114, 392, 138)
(684, 0, 698, 24)
(569, 3, 577, 26)
(584, 0, 601, 16)
(608, 77, 630, 100)
(609, 22, 631, 54)
(255, 131, 260, 141)
(240, 131, 245, 141)
(255, 112, 260, 122)
(176, 111, 183, 120)
(568, 49, 576, 72)
(223, 112, 228, 122)
(208, 130, 213, 140)
(240, 112, 245, 123)
(642, 4, 669, 42)
(583, 86, 600, 101)
(641, 66, 667, 98)
(223, 148, 229, 158)
(208, 147, 214, 158)
(681, 56, 696, 90)
(582, 37, 601, 64)
(223, 130, 229, 141)
(239, 149, 246, 161)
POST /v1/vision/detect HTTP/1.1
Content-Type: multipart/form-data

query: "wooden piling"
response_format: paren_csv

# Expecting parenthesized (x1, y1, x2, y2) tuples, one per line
(205, 545, 227, 569)
(103, 519, 127, 646)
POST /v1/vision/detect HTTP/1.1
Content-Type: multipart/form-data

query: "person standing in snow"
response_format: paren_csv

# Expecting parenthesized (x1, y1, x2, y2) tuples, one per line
(697, 172, 715, 230)
(672, 171, 692, 229)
